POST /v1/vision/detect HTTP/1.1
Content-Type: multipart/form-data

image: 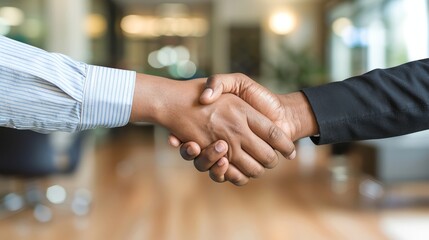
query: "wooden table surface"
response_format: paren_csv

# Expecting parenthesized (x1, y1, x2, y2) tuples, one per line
(0, 126, 428, 240)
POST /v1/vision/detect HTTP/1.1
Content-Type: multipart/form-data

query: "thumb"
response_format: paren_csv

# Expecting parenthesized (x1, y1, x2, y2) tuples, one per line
(200, 73, 248, 105)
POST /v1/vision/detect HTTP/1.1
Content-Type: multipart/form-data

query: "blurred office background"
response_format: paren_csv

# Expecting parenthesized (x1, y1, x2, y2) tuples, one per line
(1, 0, 429, 239)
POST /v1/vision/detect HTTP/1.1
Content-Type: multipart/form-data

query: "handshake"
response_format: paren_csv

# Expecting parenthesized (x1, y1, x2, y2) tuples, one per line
(2, 35, 424, 182)
(130, 73, 319, 186)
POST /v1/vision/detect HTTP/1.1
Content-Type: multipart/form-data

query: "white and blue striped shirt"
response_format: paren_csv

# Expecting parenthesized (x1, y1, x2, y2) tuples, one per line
(0, 36, 136, 133)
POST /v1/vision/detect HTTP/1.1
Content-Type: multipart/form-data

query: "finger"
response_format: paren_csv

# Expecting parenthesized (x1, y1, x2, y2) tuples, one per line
(193, 140, 228, 172)
(228, 149, 265, 179)
(246, 107, 295, 160)
(289, 150, 297, 160)
(200, 73, 252, 105)
(208, 157, 229, 183)
(168, 134, 182, 147)
(179, 142, 202, 161)
(200, 74, 282, 122)
(224, 164, 250, 186)
(241, 129, 280, 169)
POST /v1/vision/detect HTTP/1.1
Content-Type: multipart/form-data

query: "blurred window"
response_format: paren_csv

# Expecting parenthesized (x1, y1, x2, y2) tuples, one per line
(328, 0, 429, 80)
(0, 0, 46, 47)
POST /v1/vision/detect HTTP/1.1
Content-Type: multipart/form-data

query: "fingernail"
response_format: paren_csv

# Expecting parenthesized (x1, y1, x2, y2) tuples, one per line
(217, 158, 226, 167)
(186, 147, 195, 156)
(201, 88, 213, 99)
(168, 138, 179, 147)
(215, 142, 226, 153)
(288, 150, 297, 160)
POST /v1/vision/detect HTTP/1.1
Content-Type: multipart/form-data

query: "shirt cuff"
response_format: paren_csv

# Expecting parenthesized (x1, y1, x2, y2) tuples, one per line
(79, 65, 136, 131)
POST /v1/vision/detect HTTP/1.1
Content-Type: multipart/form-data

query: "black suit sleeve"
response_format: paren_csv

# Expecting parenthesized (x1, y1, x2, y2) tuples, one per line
(301, 58, 429, 145)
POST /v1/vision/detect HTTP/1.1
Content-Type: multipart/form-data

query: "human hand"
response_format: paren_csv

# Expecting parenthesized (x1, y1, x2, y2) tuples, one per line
(168, 138, 231, 183)
(169, 73, 318, 184)
(131, 74, 295, 185)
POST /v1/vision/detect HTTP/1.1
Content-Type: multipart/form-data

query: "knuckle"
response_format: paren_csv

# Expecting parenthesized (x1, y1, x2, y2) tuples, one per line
(233, 73, 247, 87)
(234, 72, 246, 79)
(248, 165, 265, 178)
(231, 177, 249, 186)
(209, 171, 225, 183)
(280, 141, 295, 158)
(268, 125, 283, 142)
(264, 152, 279, 169)
(205, 148, 222, 164)
(288, 142, 296, 155)
(226, 174, 245, 185)
(208, 74, 222, 84)
(229, 122, 243, 135)
(266, 158, 279, 169)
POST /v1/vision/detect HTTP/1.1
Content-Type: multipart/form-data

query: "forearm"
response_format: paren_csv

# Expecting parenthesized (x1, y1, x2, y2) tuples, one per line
(302, 58, 429, 144)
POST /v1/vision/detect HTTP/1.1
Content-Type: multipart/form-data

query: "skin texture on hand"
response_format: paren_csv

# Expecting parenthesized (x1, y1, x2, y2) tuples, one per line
(169, 73, 319, 185)
(130, 73, 296, 185)
(200, 74, 297, 140)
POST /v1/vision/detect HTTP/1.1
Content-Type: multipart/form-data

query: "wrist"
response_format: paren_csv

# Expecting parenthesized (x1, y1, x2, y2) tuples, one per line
(129, 74, 207, 128)
(130, 73, 172, 124)
(278, 92, 319, 141)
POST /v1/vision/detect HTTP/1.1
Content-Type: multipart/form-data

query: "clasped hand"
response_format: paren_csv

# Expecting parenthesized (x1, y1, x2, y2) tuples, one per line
(167, 74, 300, 186)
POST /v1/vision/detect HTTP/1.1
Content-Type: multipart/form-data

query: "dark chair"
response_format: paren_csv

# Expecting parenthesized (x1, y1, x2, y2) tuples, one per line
(0, 127, 91, 222)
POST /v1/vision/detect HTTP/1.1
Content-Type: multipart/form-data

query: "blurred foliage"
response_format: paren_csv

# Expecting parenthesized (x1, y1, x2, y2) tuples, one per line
(264, 42, 327, 90)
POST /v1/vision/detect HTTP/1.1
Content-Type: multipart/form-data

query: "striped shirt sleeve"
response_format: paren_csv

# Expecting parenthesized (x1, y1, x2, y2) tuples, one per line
(0, 36, 136, 133)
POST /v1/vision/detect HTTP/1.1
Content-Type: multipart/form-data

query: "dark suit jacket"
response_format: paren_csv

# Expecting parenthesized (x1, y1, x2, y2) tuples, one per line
(302, 59, 429, 145)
